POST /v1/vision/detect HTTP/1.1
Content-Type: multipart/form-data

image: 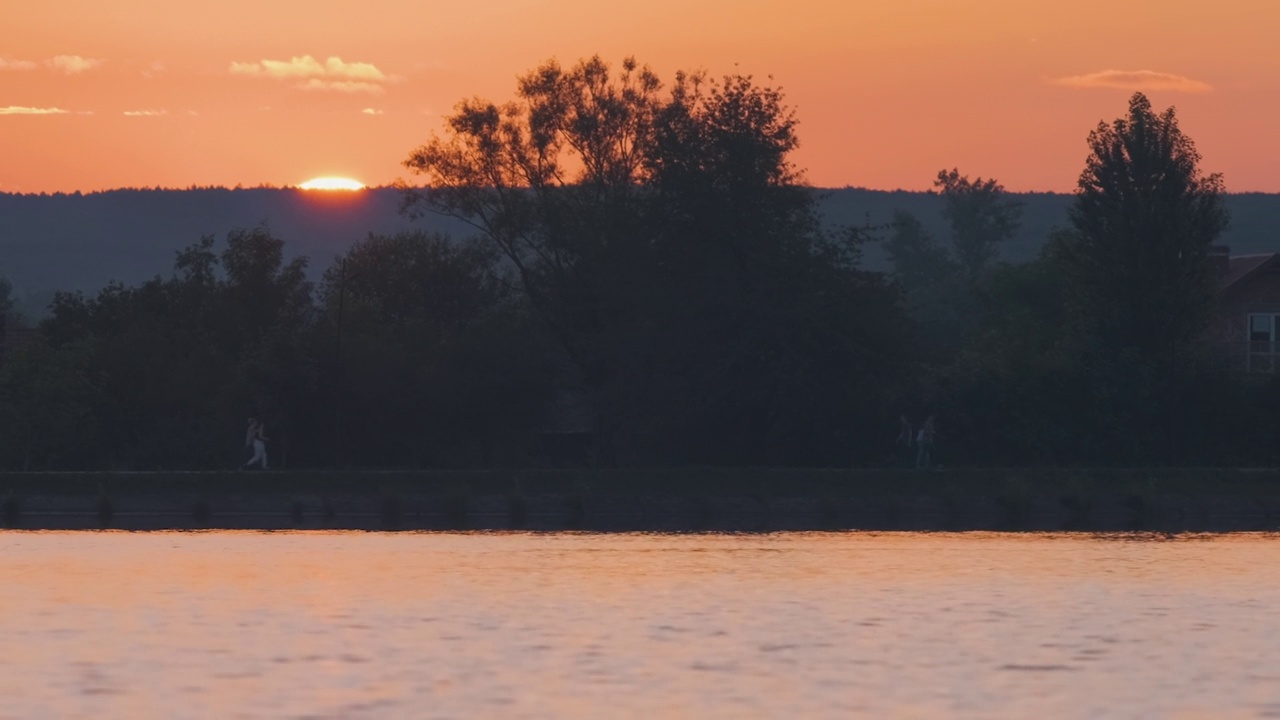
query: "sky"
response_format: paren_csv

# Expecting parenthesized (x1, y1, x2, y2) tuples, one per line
(1, 0, 1277, 194)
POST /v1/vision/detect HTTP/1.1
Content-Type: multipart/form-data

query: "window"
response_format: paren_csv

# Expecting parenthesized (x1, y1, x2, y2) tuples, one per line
(1248, 313, 1280, 372)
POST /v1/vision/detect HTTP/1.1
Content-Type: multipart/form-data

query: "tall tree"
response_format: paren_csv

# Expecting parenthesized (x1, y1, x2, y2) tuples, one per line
(401, 55, 662, 462)
(644, 72, 910, 464)
(1058, 92, 1228, 462)
(1062, 92, 1227, 365)
(402, 56, 914, 465)
(934, 169, 1022, 281)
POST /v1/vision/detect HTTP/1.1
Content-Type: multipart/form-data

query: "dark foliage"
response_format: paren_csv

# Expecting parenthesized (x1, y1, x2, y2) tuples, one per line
(402, 55, 915, 465)
(0, 75, 1277, 471)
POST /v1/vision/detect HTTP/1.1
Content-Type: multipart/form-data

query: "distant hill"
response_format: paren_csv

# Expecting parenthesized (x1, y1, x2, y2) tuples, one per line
(820, 189, 1280, 270)
(3, 187, 1279, 317)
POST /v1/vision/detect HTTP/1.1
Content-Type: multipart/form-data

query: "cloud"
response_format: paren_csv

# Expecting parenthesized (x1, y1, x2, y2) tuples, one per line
(362, 108, 384, 115)
(0, 106, 70, 115)
(231, 55, 396, 93)
(1053, 69, 1212, 93)
(123, 109, 167, 117)
(231, 55, 385, 80)
(299, 78, 384, 94)
(0, 57, 38, 71)
(49, 55, 104, 74)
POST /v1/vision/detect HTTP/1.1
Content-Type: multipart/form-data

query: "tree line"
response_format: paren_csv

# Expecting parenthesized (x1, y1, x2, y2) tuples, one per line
(0, 57, 1271, 470)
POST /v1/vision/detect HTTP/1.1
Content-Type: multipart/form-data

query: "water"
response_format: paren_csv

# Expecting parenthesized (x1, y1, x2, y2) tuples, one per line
(3, 531, 1280, 719)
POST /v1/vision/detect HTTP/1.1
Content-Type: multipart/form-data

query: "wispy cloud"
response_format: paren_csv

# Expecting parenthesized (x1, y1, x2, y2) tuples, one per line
(0, 57, 38, 71)
(49, 55, 104, 74)
(123, 109, 167, 117)
(361, 108, 384, 115)
(299, 78, 384, 94)
(230, 55, 395, 93)
(0, 106, 70, 115)
(1052, 69, 1212, 93)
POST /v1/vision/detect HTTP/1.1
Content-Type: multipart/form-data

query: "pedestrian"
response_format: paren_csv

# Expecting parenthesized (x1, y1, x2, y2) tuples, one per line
(243, 417, 268, 470)
(896, 414, 914, 466)
(916, 415, 935, 469)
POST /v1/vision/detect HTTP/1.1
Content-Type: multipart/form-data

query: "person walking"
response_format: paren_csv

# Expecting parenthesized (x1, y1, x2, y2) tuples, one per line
(243, 417, 268, 470)
(896, 414, 914, 466)
(916, 415, 936, 469)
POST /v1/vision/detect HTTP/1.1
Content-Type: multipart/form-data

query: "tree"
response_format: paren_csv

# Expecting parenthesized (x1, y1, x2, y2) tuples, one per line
(1058, 92, 1228, 462)
(0, 337, 96, 470)
(640, 70, 912, 464)
(1062, 92, 1227, 362)
(883, 209, 971, 358)
(0, 277, 13, 319)
(38, 227, 318, 468)
(402, 55, 663, 463)
(943, 242, 1088, 464)
(318, 231, 553, 466)
(403, 56, 915, 465)
(885, 210, 952, 294)
(934, 169, 1022, 282)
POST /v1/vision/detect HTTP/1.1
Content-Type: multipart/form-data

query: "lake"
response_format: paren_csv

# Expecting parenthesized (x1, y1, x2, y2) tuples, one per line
(2, 531, 1279, 718)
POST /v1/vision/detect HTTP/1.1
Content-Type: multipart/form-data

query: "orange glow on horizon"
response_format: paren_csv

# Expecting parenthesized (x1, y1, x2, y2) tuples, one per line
(1, 0, 1278, 194)
(298, 176, 364, 191)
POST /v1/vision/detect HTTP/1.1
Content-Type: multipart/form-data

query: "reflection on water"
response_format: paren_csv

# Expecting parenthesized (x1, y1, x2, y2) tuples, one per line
(2, 531, 1280, 718)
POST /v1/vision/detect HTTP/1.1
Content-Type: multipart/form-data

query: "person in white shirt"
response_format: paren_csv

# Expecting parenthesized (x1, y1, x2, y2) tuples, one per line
(242, 417, 268, 470)
(915, 415, 935, 469)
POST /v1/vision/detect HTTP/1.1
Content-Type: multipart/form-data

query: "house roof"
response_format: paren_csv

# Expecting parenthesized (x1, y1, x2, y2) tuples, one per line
(1224, 253, 1280, 292)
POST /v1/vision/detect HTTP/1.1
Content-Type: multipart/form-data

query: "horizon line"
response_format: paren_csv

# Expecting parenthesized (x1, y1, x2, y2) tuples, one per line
(6, 184, 1280, 197)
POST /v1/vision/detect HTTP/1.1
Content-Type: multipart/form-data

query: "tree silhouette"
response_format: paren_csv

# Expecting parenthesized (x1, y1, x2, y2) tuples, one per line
(403, 55, 914, 464)
(0, 337, 95, 470)
(37, 227, 318, 469)
(934, 169, 1021, 282)
(402, 56, 663, 462)
(1058, 92, 1228, 462)
(1062, 92, 1227, 364)
(318, 231, 552, 466)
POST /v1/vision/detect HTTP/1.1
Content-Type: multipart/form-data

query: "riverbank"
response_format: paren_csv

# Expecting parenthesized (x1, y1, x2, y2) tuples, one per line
(3, 468, 1280, 531)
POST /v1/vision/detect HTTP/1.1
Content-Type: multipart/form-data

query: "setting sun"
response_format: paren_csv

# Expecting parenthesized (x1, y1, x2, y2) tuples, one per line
(299, 176, 365, 191)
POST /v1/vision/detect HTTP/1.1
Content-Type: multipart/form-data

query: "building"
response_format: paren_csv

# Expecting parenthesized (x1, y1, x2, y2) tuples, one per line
(1211, 246, 1280, 372)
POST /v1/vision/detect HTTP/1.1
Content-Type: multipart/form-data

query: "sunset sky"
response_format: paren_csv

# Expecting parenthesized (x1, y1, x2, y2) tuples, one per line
(2, 0, 1277, 194)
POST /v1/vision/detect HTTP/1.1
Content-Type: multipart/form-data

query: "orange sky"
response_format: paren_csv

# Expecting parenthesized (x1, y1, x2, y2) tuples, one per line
(2, 0, 1277, 194)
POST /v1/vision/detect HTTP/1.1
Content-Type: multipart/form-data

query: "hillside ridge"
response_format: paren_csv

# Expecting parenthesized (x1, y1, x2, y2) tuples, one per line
(3, 187, 1279, 316)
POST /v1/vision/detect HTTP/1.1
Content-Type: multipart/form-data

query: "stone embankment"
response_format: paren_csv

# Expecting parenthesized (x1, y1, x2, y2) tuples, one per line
(4, 469, 1280, 532)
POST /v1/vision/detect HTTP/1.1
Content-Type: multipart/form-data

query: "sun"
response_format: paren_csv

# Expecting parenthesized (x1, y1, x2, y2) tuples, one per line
(299, 176, 365, 191)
